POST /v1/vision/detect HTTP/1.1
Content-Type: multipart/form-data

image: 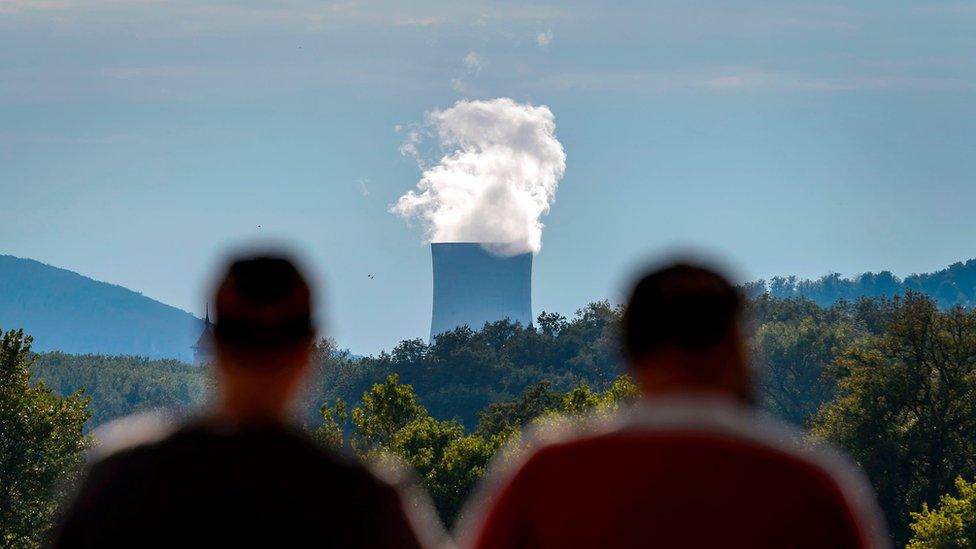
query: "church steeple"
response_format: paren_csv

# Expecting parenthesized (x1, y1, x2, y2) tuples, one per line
(191, 303, 216, 366)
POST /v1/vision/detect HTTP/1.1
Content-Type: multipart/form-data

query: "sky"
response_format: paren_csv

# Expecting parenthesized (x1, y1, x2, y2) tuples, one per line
(1, 0, 974, 355)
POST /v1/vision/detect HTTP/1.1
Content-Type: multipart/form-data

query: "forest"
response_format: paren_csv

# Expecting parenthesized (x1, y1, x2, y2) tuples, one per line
(3, 292, 976, 547)
(749, 258, 976, 309)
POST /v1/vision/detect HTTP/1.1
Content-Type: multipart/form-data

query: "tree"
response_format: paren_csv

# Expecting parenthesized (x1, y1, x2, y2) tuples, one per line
(313, 303, 626, 430)
(427, 433, 498, 525)
(475, 381, 562, 437)
(327, 372, 638, 527)
(812, 294, 976, 544)
(31, 352, 204, 428)
(350, 374, 427, 450)
(908, 477, 976, 548)
(390, 416, 464, 478)
(746, 295, 869, 426)
(753, 313, 854, 426)
(597, 374, 639, 408)
(342, 375, 498, 525)
(311, 398, 347, 448)
(751, 261, 976, 309)
(560, 385, 602, 414)
(0, 329, 90, 548)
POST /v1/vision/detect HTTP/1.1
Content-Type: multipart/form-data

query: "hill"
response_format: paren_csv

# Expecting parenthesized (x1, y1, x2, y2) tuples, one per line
(0, 255, 201, 360)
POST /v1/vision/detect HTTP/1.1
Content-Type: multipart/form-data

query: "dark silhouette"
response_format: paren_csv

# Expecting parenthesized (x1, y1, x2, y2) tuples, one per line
(52, 254, 436, 548)
(463, 263, 889, 548)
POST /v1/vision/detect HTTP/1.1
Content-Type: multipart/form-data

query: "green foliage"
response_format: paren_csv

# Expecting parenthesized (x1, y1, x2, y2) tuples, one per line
(324, 372, 637, 526)
(329, 375, 494, 524)
(812, 294, 976, 544)
(311, 398, 347, 449)
(749, 295, 861, 426)
(23, 301, 625, 436)
(602, 375, 639, 405)
(300, 338, 372, 423)
(351, 374, 428, 450)
(426, 433, 499, 523)
(31, 352, 205, 428)
(313, 303, 624, 429)
(0, 329, 90, 548)
(908, 477, 976, 548)
(560, 385, 602, 414)
(474, 381, 562, 437)
(390, 416, 465, 476)
(559, 378, 637, 418)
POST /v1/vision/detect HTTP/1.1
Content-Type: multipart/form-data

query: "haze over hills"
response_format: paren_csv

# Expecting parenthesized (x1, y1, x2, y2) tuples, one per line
(3, 253, 976, 362)
(0, 255, 200, 361)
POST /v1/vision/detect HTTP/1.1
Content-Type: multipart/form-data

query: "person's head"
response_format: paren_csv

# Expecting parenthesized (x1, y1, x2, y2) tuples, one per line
(622, 262, 749, 401)
(211, 254, 316, 421)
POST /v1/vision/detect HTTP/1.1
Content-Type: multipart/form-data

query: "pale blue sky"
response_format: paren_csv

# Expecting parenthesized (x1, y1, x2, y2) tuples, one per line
(1, 1, 974, 354)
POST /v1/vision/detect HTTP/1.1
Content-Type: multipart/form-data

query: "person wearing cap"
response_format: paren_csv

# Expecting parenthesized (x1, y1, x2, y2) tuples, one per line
(52, 254, 439, 548)
(461, 263, 889, 548)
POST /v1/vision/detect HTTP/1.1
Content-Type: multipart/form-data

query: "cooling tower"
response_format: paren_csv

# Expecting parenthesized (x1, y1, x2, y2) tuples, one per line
(430, 242, 532, 340)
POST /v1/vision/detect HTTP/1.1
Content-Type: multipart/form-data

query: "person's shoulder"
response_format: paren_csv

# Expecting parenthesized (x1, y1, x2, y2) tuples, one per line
(266, 427, 394, 484)
(454, 410, 625, 540)
(314, 450, 449, 548)
(87, 408, 182, 466)
(467, 395, 873, 480)
(266, 431, 448, 547)
(305, 440, 398, 488)
(620, 398, 882, 505)
(461, 397, 889, 547)
(616, 397, 890, 547)
(59, 408, 186, 518)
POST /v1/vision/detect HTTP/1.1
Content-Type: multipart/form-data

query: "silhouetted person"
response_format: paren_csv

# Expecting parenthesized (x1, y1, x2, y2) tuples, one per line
(52, 255, 437, 548)
(462, 263, 888, 548)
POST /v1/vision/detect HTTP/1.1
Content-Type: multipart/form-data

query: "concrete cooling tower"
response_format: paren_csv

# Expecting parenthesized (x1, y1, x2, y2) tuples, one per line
(430, 242, 532, 340)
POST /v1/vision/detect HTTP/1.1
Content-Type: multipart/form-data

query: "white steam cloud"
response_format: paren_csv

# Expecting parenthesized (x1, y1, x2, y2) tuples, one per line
(391, 98, 566, 256)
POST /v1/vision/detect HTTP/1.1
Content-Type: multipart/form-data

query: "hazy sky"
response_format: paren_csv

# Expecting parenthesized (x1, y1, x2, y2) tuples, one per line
(1, 1, 974, 354)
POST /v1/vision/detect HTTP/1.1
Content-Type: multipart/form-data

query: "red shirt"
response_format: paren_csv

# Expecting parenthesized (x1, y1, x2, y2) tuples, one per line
(463, 397, 887, 549)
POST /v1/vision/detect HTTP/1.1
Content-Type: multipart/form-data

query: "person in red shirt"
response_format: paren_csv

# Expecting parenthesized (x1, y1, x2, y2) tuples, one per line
(461, 263, 888, 549)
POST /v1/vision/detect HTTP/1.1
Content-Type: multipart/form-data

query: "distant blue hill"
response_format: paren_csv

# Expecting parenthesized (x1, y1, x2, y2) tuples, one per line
(747, 259, 976, 309)
(0, 255, 200, 361)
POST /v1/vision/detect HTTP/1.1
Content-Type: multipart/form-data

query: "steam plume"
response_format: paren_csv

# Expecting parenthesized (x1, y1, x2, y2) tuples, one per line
(392, 98, 566, 256)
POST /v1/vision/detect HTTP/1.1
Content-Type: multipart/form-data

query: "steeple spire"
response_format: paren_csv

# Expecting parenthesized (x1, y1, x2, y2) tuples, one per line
(193, 303, 216, 365)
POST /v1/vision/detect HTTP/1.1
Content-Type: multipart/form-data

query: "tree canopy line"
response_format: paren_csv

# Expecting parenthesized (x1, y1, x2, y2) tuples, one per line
(4, 291, 976, 546)
(744, 258, 976, 309)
